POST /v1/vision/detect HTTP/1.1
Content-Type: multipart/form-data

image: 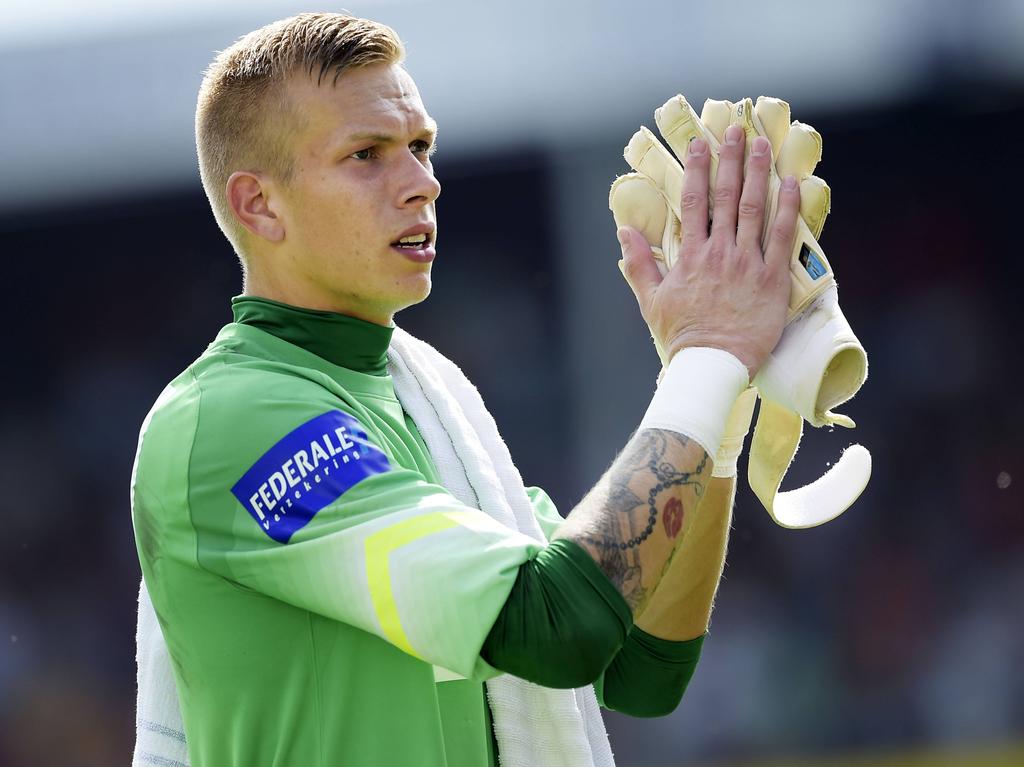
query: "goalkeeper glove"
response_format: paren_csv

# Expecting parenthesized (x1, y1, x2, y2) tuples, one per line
(610, 94, 870, 528)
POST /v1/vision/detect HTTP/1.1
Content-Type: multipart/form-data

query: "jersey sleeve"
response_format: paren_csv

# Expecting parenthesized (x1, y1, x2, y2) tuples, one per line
(523, 486, 703, 709)
(525, 486, 564, 541)
(594, 629, 704, 717)
(139, 362, 545, 683)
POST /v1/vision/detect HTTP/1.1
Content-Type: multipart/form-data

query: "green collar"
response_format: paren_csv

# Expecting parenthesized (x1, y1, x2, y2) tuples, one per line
(231, 296, 393, 376)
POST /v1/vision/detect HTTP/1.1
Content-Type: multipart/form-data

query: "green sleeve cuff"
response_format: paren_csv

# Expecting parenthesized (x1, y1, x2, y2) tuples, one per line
(555, 537, 634, 634)
(482, 538, 633, 688)
(594, 628, 705, 718)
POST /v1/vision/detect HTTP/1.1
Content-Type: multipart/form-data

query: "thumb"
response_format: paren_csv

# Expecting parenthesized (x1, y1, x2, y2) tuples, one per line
(617, 226, 662, 304)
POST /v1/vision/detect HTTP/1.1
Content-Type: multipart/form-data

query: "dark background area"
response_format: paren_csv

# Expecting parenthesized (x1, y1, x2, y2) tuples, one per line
(1, 82, 1022, 765)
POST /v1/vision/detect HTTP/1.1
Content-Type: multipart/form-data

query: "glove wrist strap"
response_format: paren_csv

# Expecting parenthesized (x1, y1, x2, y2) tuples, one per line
(710, 387, 758, 479)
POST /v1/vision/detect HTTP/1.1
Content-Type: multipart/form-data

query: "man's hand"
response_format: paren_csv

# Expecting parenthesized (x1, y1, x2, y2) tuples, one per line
(616, 125, 799, 379)
(610, 94, 871, 529)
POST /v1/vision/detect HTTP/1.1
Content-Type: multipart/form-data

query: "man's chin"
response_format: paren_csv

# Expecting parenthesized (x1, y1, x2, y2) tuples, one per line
(393, 275, 432, 314)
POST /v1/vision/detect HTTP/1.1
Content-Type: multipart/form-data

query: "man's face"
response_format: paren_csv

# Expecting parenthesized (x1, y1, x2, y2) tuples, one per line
(269, 63, 441, 324)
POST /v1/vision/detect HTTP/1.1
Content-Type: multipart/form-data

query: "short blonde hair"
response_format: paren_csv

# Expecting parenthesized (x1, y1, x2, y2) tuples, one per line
(195, 12, 405, 255)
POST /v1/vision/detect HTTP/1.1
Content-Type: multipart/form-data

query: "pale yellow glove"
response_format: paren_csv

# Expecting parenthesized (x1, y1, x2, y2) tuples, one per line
(699, 97, 831, 239)
(712, 387, 758, 479)
(610, 94, 871, 528)
(618, 94, 836, 324)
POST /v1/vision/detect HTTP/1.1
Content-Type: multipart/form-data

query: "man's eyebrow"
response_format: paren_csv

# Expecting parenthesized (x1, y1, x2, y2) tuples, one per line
(345, 121, 439, 145)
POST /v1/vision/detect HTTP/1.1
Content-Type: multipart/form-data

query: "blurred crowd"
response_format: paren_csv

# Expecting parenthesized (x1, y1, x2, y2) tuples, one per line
(1, 88, 1021, 766)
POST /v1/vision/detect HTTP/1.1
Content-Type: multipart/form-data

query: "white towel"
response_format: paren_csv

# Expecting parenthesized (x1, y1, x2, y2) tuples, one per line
(133, 328, 615, 767)
(133, 584, 189, 767)
(389, 330, 616, 767)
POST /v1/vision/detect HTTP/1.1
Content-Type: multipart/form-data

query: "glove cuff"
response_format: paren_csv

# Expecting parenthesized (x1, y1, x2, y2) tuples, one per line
(754, 285, 867, 426)
(711, 387, 758, 478)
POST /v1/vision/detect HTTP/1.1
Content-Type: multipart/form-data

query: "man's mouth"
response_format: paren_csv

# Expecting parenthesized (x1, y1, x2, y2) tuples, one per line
(392, 233, 431, 249)
(390, 226, 436, 263)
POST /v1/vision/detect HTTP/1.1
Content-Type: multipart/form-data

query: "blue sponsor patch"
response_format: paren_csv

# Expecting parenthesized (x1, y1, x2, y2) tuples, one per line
(231, 410, 390, 543)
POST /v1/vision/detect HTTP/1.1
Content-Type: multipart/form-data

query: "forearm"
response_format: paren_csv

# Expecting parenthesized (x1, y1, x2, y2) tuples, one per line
(482, 472, 734, 695)
(480, 434, 717, 687)
(479, 448, 722, 689)
(591, 475, 732, 717)
(635, 474, 735, 639)
(552, 428, 712, 612)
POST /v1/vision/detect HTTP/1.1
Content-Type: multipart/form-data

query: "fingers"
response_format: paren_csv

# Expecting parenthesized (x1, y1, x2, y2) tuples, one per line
(709, 124, 745, 239)
(735, 135, 772, 252)
(617, 225, 663, 306)
(764, 175, 801, 274)
(678, 139, 710, 249)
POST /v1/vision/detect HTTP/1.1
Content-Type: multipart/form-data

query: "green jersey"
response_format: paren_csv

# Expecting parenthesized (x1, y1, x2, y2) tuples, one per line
(132, 299, 562, 766)
(133, 296, 704, 767)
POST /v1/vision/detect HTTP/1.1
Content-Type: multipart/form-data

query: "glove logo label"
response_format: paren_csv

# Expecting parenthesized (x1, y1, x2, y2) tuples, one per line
(799, 244, 828, 280)
(231, 410, 390, 544)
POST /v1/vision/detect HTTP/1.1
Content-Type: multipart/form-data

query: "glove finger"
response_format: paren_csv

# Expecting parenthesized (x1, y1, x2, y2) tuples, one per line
(699, 98, 733, 144)
(732, 98, 769, 168)
(754, 100, 827, 238)
(610, 173, 673, 275)
(777, 120, 822, 181)
(624, 126, 686, 223)
(652, 95, 720, 228)
(800, 175, 831, 240)
(754, 96, 791, 163)
(744, 100, 830, 248)
(654, 94, 721, 167)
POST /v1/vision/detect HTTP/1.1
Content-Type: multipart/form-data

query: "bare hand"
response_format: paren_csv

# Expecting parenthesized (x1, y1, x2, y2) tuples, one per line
(618, 125, 798, 379)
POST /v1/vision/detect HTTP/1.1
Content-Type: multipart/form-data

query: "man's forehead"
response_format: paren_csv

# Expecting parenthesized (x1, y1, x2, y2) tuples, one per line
(289, 64, 432, 128)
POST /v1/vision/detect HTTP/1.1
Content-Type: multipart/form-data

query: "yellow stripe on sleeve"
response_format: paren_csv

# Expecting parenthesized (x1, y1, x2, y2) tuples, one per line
(364, 511, 476, 658)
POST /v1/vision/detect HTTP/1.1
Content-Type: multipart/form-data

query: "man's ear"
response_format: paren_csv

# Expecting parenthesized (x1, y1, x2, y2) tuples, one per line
(226, 171, 285, 243)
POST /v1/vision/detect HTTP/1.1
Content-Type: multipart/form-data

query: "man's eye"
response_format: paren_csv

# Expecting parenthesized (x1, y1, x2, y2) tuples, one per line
(351, 147, 376, 160)
(411, 140, 436, 157)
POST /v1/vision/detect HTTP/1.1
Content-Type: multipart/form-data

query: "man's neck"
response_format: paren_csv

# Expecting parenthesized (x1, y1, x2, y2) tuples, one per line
(241, 274, 395, 327)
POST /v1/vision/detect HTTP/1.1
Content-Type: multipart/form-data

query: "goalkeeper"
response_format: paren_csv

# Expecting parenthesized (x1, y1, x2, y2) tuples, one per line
(131, 12, 800, 767)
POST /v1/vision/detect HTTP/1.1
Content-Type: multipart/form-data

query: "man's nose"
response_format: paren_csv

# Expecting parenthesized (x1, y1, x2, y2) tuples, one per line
(398, 155, 441, 208)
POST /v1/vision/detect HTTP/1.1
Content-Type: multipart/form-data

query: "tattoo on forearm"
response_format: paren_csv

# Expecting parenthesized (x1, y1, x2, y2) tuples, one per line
(575, 429, 707, 609)
(662, 497, 684, 538)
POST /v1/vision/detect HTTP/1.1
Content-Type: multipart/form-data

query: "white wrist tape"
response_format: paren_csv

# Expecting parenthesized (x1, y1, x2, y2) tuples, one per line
(639, 347, 750, 457)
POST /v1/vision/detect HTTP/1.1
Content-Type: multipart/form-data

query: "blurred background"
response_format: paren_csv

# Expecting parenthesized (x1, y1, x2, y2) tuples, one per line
(2, 1, 1022, 765)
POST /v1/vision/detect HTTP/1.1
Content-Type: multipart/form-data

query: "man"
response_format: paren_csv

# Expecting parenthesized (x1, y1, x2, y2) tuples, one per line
(131, 12, 800, 766)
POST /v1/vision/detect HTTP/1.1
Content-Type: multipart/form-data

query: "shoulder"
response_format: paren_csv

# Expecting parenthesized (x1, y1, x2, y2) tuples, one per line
(135, 337, 378, 496)
(185, 346, 382, 481)
(136, 343, 333, 447)
(135, 343, 394, 546)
